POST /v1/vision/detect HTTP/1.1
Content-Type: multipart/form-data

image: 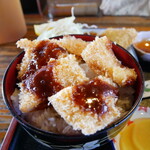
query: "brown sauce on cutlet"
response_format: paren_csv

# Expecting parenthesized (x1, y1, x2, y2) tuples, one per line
(22, 40, 66, 80)
(23, 61, 63, 101)
(72, 78, 118, 116)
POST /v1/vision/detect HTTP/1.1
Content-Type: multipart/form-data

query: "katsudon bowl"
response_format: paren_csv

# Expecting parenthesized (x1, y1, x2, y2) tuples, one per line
(2, 34, 144, 149)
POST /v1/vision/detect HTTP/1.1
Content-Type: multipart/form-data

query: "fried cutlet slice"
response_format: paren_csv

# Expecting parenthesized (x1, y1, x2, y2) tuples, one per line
(19, 55, 88, 113)
(101, 28, 137, 49)
(18, 83, 41, 113)
(52, 55, 89, 87)
(51, 35, 88, 56)
(81, 36, 137, 86)
(48, 75, 120, 135)
(16, 38, 38, 80)
(16, 38, 67, 80)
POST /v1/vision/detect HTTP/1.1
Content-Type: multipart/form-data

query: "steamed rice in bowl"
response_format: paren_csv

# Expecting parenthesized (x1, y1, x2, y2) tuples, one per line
(11, 89, 81, 135)
(11, 76, 135, 136)
(9, 35, 138, 136)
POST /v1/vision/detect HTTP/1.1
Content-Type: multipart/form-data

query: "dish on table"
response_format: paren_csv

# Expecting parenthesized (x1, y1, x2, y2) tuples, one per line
(2, 11, 145, 150)
(2, 34, 144, 149)
(132, 31, 150, 72)
(133, 31, 150, 55)
(113, 106, 150, 150)
(34, 15, 139, 62)
(34, 13, 137, 50)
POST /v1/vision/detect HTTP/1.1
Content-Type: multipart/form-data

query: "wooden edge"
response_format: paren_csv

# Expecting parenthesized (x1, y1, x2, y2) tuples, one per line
(0, 117, 18, 150)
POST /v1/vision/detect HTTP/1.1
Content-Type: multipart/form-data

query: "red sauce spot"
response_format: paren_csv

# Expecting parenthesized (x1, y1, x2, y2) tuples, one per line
(72, 78, 118, 116)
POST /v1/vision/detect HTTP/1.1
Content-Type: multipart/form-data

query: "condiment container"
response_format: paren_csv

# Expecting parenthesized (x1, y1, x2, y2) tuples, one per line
(133, 31, 150, 72)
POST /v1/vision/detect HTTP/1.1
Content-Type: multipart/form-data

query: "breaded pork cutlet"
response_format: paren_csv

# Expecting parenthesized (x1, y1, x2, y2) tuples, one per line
(81, 36, 137, 86)
(16, 39, 38, 80)
(48, 75, 120, 135)
(16, 38, 67, 80)
(51, 35, 88, 56)
(101, 28, 137, 49)
(19, 55, 88, 113)
(52, 55, 88, 87)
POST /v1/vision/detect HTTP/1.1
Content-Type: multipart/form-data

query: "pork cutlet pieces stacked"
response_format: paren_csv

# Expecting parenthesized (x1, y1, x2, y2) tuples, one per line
(48, 75, 119, 135)
(48, 36, 137, 135)
(16, 37, 88, 113)
(16, 35, 137, 135)
(81, 36, 137, 87)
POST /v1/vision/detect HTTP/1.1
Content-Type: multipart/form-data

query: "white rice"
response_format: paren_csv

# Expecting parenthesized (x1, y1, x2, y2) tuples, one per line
(11, 86, 134, 135)
(10, 63, 135, 135)
(11, 90, 81, 135)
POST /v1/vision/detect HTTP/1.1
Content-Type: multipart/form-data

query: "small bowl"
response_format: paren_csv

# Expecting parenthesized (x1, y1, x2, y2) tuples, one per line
(2, 35, 144, 149)
(133, 31, 150, 72)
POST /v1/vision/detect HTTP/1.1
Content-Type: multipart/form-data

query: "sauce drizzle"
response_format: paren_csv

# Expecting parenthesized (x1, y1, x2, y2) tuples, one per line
(22, 40, 66, 80)
(22, 40, 66, 104)
(72, 78, 118, 116)
(23, 61, 63, 101)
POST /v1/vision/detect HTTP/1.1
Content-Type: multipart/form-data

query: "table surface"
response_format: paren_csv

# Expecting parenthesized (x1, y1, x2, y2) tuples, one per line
(0, 14, 150, 145)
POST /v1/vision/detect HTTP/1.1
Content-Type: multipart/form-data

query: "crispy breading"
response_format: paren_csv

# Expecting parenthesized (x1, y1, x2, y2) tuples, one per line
(81, 36, 137, 86)
(18, 82, 41, 113)
(16, 38, 38, 80)
(52, 55, 89, 87)
(51, 35, 88, 56)
(16, 38, 67, 80)
(101, 28, 137, 49)
(18, 55, 88, 113)
(48, 75, 120, 135)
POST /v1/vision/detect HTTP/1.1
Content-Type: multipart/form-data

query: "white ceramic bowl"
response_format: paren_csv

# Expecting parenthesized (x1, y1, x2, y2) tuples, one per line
(133, 31, 150, 71)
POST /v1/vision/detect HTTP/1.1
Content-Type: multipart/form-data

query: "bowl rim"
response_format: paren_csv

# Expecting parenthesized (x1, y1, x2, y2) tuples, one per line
(2, 34, 145, 139)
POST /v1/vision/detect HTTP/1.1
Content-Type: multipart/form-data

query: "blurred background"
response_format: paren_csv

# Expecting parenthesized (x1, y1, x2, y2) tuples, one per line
(20, 0, 150, 16)
(20, 0, 38, 14)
